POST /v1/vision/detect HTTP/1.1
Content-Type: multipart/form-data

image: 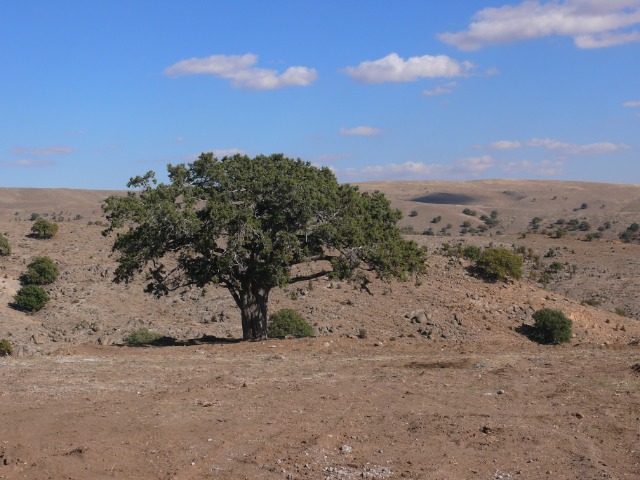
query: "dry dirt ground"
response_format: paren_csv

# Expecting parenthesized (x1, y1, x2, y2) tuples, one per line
(0, 181, 639, 479)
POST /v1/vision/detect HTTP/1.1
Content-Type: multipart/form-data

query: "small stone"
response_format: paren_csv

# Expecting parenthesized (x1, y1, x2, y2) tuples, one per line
(340, 444, 352, 453)
(497, 389, 506, 395)
(575, 412, 584, 419)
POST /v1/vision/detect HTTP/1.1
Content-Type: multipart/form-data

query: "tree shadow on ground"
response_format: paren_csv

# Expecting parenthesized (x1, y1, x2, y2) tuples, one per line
(125, 335, 244, 348)
(515, 324, 538, 342)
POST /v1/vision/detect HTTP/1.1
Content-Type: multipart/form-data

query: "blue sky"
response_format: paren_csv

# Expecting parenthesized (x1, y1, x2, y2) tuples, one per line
(1, 0, 639, 189)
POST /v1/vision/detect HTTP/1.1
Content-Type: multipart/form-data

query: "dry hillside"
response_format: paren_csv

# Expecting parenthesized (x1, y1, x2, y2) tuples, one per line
(0, 181, 639, 479)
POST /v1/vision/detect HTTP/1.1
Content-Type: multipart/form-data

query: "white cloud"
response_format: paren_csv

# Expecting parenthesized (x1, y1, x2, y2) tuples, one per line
(210, 148, 247, 158)
(504, 159, 565, 176)
(439, 0, 640, 50)
(487, 140, 523, 150)
(175, 136, 185, 143)
(10, 145, 73, 156)
(526, 138, 629, 154)
(423, 82, 457, 96)
(343, 53, 474, 84)
(336, 155, 495, 181)
(0, 159, 55, 167)
(339, 126, 382, 136)
(164, 54, 317, 90)
(623, 100, 640, 107)
(455, 155, 495, 175)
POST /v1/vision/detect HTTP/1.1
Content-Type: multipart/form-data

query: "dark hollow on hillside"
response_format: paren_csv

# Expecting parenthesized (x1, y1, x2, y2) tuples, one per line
(412, 192, 477, 205)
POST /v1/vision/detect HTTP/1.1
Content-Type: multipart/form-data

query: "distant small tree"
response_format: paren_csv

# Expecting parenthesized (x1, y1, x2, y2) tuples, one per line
(13, 285, 50, 312)
(31, 218, 59, 239)
(431, 215, 442, 224)
(25, 256, 59, 285)
(409, 210, 418, 217)
(0, 339, 13, 356)
(0, 233, 11, 256)
(474, 247, 523, 281)
(532, 308, 572, 344)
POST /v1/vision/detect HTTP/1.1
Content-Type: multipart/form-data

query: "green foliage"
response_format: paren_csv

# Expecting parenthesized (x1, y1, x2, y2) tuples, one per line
(123, 328, 164, 345)
(0, 233, 11, 256)
(474, 247, 523, 281)
(24, 256, 59, 284)
(13, 285, 49, 312)
(103, 153, 427, 340)
(431, 215, 442, 224)
(462, 245, 482, 261)
(29, 213, 41, 221)
(547, 261, 564, 273)
(531, 308, 572, 344)
(267, 309, 314, 338)
(619, 223, 640, 243)
(614, 307, 626, 317)
(409, 210, 418, 217)
(30, 218, 59, 239)
(0, 338, 12, 356)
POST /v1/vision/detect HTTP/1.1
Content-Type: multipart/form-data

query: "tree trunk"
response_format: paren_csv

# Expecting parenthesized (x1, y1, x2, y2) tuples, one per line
(238, 283, 270, 340)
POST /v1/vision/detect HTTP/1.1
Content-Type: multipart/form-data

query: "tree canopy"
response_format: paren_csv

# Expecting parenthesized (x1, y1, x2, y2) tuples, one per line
(103, 153, 426, 340)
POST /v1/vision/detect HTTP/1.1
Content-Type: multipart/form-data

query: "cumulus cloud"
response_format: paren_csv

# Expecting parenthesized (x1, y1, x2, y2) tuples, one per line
(439, 0, 640, 50)
(339, 126, 382, 136)
(343, 53, 474, 84)
(526, 138, 630, 154)
(455, 155, 495, 175)
(504, 159, 565, 176)
(623, 100, 640, 107)
(480, 138, 629, 154)
(423, 82, 457, 96)
(210, 148, 247, 158)
(164, 54, 317, 90)
(487, 140, 523, 150)
(10, 145, 73, 156)
(0, 159, 55, 167)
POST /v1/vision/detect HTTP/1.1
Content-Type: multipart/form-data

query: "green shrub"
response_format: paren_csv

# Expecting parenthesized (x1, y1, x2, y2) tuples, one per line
(462, 245, 482, 261)
(13, 285, 50, 312)
(431, 216, 442, 224)
(267, 309, 314, 338)
(0, 233, 11, 256)
(31, 218, 59, 239)
(123, 328, 164, 345)
(474, 247, 523, 281)
(532, 308, 572, 344)
(0, 338, 13, 356)
(25, 256, 59, 284)
(409, 210, 418, 217)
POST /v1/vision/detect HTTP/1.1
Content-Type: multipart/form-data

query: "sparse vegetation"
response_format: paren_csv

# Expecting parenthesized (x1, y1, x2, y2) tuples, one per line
(24, 256, 59, 285)
(462, 208, 476, 216)
(474, 248, 523, 281)
(431, 215, 442, 224)
(13, 285, 50, 312)
(0, 338, 13, 356)
(123, 328, 164, 345)
(409, 210, 418, 217)
(0, 233, 11, 256)
(30, 218, 59, 239)
(267, 309, 314, 338)
(531, 308, 572, 344)
(462, 245, 482, 261)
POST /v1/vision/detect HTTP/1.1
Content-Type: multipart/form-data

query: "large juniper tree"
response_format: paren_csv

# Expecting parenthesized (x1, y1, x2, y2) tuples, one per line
(103, 153, 426, 340)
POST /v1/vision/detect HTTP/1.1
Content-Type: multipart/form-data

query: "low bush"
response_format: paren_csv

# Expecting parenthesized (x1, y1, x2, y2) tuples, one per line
(0, 233, 11, 256)
(13, 285, 50, 312)
(474, 248, 523, 281)
(0, 338, 13, 356)
(532, 308, 572, 344)
(123, 328, 164, 345)
(25, 256, 59, 284)
(267, 309, 314, 338)
(31, 218, 59, 239)
(462, 245, 482, 261)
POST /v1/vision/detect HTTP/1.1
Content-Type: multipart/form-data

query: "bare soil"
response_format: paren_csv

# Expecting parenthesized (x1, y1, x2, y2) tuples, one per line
(1, 180, 639, 479)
